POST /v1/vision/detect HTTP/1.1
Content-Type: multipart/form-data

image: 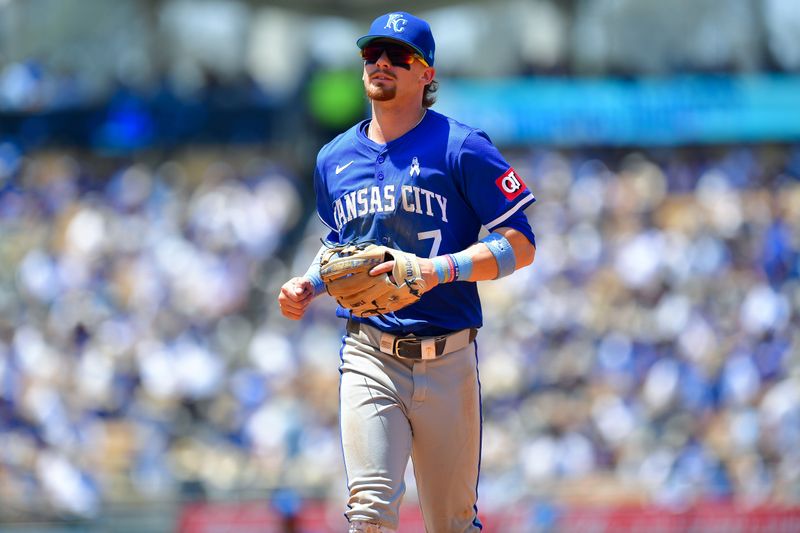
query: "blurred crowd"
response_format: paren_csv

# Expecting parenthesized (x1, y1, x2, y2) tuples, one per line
(0, 142, 799, 521)
(4, 0, 800, 113)
(476, 145, 800, 512)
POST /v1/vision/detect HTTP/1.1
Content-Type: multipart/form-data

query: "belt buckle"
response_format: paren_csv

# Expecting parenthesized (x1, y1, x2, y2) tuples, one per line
(393, 336, 419, 359)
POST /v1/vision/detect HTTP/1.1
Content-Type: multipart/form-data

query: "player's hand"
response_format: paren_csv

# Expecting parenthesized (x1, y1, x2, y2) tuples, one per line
(370, 259, 439, 292)
(278, 277, 316, 320)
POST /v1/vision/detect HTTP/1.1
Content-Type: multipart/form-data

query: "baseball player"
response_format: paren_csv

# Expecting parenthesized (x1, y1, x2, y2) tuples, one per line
(278, 12, 536, 533)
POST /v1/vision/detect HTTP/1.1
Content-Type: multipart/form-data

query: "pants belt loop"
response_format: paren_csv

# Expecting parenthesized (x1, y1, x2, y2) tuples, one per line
(421, 338, 436, 360)
(379, 332, 395, 355)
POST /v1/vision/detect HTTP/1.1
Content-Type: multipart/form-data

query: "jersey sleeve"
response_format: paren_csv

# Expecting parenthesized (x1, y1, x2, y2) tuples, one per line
(313, 158, 338, 236)
(456, 130, 537, 245)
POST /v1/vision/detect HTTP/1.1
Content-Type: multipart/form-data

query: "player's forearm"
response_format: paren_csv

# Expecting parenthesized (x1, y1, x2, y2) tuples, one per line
(430, 227, 535, 283)
(302, 244, 327, 296)
(464, 228, 535, 280)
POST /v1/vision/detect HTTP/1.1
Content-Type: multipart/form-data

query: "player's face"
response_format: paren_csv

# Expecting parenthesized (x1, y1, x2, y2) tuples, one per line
(361, 40, 432, 103)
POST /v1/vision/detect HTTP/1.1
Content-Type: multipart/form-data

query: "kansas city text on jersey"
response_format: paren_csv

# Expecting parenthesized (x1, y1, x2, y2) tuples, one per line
(331, 184, 448, 231)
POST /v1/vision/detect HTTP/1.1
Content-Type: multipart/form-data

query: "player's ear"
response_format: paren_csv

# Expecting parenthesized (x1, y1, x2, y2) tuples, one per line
(419, 67, 435, 84)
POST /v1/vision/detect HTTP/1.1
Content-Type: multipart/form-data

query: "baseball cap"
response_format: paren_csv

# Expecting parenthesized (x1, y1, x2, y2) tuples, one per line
(357, 12, 435, 67)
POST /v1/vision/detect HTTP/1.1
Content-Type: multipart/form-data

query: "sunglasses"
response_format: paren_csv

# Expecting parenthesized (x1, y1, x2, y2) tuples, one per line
(361, 43, 429, 69)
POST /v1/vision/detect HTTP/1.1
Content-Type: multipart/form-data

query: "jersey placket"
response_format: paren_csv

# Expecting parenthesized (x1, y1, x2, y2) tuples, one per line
(375, 149, 391, 246)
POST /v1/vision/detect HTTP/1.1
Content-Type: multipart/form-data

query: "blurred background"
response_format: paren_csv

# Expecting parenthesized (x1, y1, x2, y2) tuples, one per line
(1, 0, 800, 531)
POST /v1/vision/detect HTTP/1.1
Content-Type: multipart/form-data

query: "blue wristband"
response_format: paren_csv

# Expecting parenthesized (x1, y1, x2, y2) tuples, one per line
(304, 269, 325, 295)
(451, 250, 473, 281)
(432, 252, 474, 283)
(481, 233, 516, 279)
(303, 246, 327, 295)
(431, 256, 451, 284)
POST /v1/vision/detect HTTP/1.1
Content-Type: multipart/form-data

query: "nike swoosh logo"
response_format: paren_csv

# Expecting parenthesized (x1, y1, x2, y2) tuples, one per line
(335, 161, 354, 174)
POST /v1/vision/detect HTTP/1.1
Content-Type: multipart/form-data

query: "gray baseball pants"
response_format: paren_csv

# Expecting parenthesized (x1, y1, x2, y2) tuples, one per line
(339, 321, 483, 532)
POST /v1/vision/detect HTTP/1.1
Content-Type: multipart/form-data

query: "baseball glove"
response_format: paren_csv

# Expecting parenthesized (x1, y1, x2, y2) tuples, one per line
(319, 242, 427, 317)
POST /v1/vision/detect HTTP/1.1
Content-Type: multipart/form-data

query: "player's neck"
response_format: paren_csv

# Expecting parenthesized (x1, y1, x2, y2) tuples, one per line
(368, 103, 426, 144)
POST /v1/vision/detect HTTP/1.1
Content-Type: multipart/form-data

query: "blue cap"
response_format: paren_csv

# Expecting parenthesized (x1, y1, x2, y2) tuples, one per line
(357, 12, 435, 67)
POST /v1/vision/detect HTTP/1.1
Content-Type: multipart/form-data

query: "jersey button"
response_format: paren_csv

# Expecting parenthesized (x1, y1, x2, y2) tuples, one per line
(377, 172, 384, 180)
(377, 156, 385, 164)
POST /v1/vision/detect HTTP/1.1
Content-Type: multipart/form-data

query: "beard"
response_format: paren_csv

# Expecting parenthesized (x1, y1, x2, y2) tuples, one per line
(364, 76, 397, 101)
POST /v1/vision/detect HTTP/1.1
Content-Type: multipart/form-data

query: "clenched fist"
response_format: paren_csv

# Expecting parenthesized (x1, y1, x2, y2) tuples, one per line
(277, 277, 315, 320)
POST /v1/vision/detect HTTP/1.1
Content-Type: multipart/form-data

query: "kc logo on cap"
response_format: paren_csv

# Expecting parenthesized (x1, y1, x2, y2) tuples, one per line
(385, 13, 408, 33)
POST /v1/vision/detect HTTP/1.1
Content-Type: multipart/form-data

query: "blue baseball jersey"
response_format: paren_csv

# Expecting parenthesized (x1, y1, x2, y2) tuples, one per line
(314, 109, 536, 336)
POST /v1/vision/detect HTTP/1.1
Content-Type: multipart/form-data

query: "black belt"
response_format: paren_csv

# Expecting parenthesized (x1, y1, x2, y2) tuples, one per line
(347, 320, 478, 360)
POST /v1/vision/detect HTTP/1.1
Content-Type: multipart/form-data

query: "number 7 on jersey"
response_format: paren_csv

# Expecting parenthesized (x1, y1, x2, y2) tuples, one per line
(417, 229, 442, 258)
